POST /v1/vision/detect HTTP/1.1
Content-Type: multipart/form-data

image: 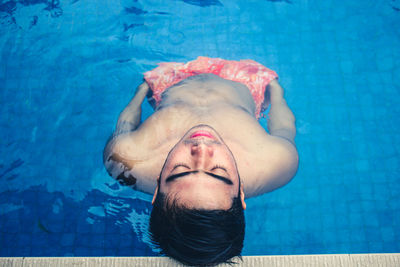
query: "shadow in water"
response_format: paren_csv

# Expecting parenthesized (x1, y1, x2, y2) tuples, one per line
(0, 184, 156, 256)
(181, 0, 223, 7)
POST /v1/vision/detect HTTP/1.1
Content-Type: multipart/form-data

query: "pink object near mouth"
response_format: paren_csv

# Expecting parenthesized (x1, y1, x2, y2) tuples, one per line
(190, 131, 214, 139)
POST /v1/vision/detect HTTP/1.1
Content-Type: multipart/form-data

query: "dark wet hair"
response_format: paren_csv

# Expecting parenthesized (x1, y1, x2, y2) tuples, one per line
(149, 188, 245, 266)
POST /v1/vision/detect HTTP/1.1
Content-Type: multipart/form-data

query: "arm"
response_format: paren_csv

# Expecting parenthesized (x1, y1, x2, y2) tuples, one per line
(266, 80, 296, 144)
(113, 82, 150, 136)
(102, 82, 150, 187)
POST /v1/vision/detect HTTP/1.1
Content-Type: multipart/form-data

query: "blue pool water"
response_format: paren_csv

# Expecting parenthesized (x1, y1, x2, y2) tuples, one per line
(1, 0, 400, 257)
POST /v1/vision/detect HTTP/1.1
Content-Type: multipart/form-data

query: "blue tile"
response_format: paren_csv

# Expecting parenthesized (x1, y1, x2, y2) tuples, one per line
(382, 242, 398, 253)
(104, 248, 117, 256)
(363, 214, 379, 228)
(18, 233, 32, 246)
(15, 246, 31, 256)
(74, 246, 91, 256)
(377, 211, 394, 227)
(119, 223, 134, 234)
(2, 219, 20, 233)
(92, 221, 106, 234)
(116, 247, 135, 256)
(348, 213, 363, 227)
(350, 242, 369, 253)
(335, 214, 349, 228)
(364, 228, 382, 243)
(104, 234, 121, 247)
(31, 246, 48, 256)
(350, 230, 366, 243)
(89, 248, 105, 256)
(336, 229, 351, 243)
(360, 200, 376, 212)
(75, 234, 91, 247)
(60, 233, 75, 246)
(368, 242, 384, 252)
(348, 201, 362, 213)
(1, 233, 17, 248)
(266, 232, 280, 246)
(90, 235, 105, 248)
(380, 227, 395, 242)
(76, 221, 91, 234)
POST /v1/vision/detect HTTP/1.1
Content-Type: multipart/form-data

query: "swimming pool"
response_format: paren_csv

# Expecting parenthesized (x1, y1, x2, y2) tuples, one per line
(0, 0, 399, 257)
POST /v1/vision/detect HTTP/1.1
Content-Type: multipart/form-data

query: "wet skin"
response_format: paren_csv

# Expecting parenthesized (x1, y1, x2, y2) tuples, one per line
(152, 124, 246, 210)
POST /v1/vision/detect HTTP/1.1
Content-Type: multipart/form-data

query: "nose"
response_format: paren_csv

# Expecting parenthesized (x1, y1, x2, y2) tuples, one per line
(191, 143, 214, 167)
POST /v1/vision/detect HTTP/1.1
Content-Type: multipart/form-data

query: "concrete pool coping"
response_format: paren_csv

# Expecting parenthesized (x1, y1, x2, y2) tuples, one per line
(1, 254, 399, 266)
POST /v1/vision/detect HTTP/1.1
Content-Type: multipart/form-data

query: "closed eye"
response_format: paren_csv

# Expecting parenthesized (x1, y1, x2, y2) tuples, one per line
(204, 172, 233, 185)
(165, 171, 233, 185)
(166, 171, 198, 183)
(166, 164, 232, 185)
(211, 165, 228, 173)
(172, 163, 190, 171)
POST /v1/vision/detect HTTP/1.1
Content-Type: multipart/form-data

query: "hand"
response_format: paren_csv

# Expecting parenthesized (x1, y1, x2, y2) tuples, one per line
(267, 79, 284, 104)
(134, 81, 150, 97)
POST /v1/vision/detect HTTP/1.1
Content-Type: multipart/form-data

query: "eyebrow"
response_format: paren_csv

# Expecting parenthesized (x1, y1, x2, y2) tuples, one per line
(165, 170, 233, 185)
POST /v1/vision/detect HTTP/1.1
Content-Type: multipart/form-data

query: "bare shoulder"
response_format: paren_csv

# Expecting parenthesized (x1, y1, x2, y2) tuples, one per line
(103, 132, 144, 189)
(237, 133, 299, 198)
(102, 112, 183, 194)
(259, 135, 298, 194)
(266, 135, 299, 178)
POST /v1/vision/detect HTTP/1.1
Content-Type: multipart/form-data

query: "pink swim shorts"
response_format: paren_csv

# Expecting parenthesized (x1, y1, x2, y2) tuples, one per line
(143, 56, 278, 118)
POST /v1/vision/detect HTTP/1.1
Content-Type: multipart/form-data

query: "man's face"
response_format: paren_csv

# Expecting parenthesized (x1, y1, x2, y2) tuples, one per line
(154, 125, 245, 210)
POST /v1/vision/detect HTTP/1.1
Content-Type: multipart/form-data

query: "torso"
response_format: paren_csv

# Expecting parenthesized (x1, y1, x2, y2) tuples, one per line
(106, 74, 296, 198)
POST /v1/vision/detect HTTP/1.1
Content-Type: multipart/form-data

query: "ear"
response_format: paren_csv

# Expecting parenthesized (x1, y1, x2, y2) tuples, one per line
(152, 183, 159, 205)
(240, 183, 246, 210)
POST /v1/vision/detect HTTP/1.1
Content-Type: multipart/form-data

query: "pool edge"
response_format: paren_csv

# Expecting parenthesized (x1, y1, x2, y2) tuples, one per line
(1, 254, 399, 266)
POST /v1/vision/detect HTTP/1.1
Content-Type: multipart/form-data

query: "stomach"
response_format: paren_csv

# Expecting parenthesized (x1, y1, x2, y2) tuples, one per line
(157, 74, 256, 114)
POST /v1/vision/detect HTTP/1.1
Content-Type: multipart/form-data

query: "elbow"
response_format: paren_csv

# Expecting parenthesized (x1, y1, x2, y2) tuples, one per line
(103, 135, 116, 165)
(279, 144, 299, 187)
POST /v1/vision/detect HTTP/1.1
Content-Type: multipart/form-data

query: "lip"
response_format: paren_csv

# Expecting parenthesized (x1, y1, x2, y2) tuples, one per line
(190, 130, 215, 139)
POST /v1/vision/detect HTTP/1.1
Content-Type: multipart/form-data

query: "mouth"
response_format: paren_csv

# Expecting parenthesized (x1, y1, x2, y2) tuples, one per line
(190, 130, 215, 139)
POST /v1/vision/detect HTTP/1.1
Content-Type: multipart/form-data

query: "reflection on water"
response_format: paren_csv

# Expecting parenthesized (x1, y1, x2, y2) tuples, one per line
(0, 185, 156, 256)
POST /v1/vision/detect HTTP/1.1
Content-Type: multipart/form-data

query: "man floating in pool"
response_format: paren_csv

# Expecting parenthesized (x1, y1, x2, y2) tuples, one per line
(103, 57, 298, 266)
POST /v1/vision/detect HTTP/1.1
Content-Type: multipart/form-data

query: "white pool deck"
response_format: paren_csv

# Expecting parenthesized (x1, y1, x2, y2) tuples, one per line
(1, 254, 399, 266)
